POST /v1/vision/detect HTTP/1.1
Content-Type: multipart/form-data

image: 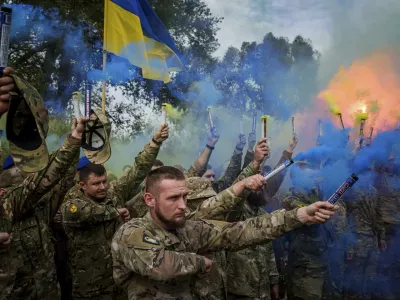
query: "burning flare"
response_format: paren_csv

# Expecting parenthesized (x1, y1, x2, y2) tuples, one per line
(318, 51, 400, 133)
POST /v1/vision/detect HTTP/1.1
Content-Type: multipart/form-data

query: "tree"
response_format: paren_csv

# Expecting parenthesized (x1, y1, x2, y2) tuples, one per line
(214, 33, 320, 120)
(5, 0, 222, 136)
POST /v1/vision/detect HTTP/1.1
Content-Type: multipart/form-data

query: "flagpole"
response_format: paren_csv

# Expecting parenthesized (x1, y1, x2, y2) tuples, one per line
(102, 51, 107, 113)
(102, 0, 108, 113)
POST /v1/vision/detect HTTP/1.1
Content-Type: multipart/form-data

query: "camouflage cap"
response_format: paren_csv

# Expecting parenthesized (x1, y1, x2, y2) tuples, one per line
(6, 75, 49, 173)
(186, 177, 217, 200)
(82, 108, 111, 164)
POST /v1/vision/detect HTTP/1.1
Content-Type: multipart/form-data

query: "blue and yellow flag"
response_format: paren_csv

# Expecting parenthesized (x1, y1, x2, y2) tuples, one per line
(104, 0, 184, 83)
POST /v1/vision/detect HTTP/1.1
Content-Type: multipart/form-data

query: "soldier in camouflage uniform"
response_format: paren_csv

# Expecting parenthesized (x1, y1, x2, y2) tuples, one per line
(280, 161, 349, 300)
(111, 166, 338, 300)
(343, 186, 386, 300)
(125, 127, 219, 218)
(225, 135, 298, 300)
(125, 132, 257, 220)
(0, 99, 86, 300)
(204, 133, 247, 193)
(61, 124, 169, 300)
(123, 138, 269, 300)
(373, 158, 400, 300)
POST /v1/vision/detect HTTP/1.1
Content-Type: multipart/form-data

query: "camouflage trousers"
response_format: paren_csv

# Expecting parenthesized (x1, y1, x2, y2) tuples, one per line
(286, 266, 327, 300)
(343, 235, 379, 300)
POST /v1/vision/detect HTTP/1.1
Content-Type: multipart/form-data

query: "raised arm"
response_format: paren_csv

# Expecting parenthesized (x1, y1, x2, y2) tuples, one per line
(190, 175, 267, 221)
(2, 117, 85, 223)
(196, 201, 337, 253)
(242, 132, 257, 169)
(262, 134, 298, 199)
(212, 134, 246, 193)
(111, 124, 168, 205)
(186, 127, 219, 178)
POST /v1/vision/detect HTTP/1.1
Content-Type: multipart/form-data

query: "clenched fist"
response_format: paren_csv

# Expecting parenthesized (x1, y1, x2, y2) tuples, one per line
(152, 124, 169, 144)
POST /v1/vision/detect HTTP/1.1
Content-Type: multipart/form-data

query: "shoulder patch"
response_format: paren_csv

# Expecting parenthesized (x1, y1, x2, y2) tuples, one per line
(69, 204, 78, 213)
(143, 232, 160, 245)
(124, 229, 163, 250)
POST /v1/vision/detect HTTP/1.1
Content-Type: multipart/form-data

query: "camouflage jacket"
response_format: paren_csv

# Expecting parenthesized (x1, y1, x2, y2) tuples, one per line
(344, 188, 385, 242)
(186, 185, 246, 300)
(282, 189, 329, 269)
(0, 135, 81, 300)
(111, 209, 303, 300)
(61, 143, 159, 298)
(373, 172, 400, 224)
(212, 148, 243, 193)
(226, 202, 279, 299)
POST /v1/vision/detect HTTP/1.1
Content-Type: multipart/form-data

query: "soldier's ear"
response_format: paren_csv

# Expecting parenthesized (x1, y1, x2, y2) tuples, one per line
(78, 181, 86, 190)
(144, 192, 155, 208)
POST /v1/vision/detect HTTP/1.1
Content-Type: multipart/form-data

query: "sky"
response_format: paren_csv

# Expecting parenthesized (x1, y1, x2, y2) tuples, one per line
(203, 0, 333, 57)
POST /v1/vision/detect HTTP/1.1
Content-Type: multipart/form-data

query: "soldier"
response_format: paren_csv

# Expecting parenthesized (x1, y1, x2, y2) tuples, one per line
(111, 166, 338, 300)
(180, 137, 268, 300)
(373, 157, 400, 300)
(343, 186, 386, 300)
(225, 135, 298, 300)
(0, 112, 87, 300)
(61, 124, 169, 300)
(280, 161, 349, 300)
(203, 133, 247, 193)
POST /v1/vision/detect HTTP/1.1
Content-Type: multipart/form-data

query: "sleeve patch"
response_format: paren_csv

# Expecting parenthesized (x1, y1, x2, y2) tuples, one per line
(124, 229, 163, 249)
(143, 232, 160, 245)
(69, 204, 78, 213)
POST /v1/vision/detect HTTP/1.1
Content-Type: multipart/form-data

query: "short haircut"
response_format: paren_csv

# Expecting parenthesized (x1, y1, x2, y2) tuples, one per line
(146, 166, 186, 196)
(207, 164, 213, 170)
(79, 163, 107, 182)
(173, 165, 185, 174)
(153, 159, 164, 167)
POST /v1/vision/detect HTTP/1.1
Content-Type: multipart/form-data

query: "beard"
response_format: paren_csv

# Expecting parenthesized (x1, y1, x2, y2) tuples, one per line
(155, 205, 186, 229)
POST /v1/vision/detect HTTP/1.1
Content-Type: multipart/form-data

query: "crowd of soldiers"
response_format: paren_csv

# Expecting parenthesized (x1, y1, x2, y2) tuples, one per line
(0, 67, 398, 300)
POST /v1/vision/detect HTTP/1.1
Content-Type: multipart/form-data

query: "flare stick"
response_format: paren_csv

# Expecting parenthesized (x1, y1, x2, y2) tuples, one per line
(263, 159, 294, 181)
(318, 119, 323, 136)
(240, 116, 244, 134)
(327, 174, 359, 204)
(252, 112, 257, 134)
(72, 92, 82, 119)
(337, 113, 345, 131)
(161, 103, 167, 124)
(85, 83, 92, 117)
(0, 7, 11, 74)
(292, 116, 296, 135)
(261, 116, 267, 139)
(207, 107, 214, 129)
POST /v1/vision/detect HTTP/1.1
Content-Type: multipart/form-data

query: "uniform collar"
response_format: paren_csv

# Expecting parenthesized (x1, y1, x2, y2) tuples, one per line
(144, 212, 186, 248)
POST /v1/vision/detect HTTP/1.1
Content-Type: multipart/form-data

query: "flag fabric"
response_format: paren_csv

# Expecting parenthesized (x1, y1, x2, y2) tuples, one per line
(104, 0, 184, 83)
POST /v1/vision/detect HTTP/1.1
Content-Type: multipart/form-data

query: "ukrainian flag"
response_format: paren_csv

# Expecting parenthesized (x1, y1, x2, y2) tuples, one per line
(104, 0, 184, 83)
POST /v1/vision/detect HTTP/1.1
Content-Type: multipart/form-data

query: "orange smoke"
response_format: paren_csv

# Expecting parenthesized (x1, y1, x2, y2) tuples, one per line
(318, 51, 400, 134)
